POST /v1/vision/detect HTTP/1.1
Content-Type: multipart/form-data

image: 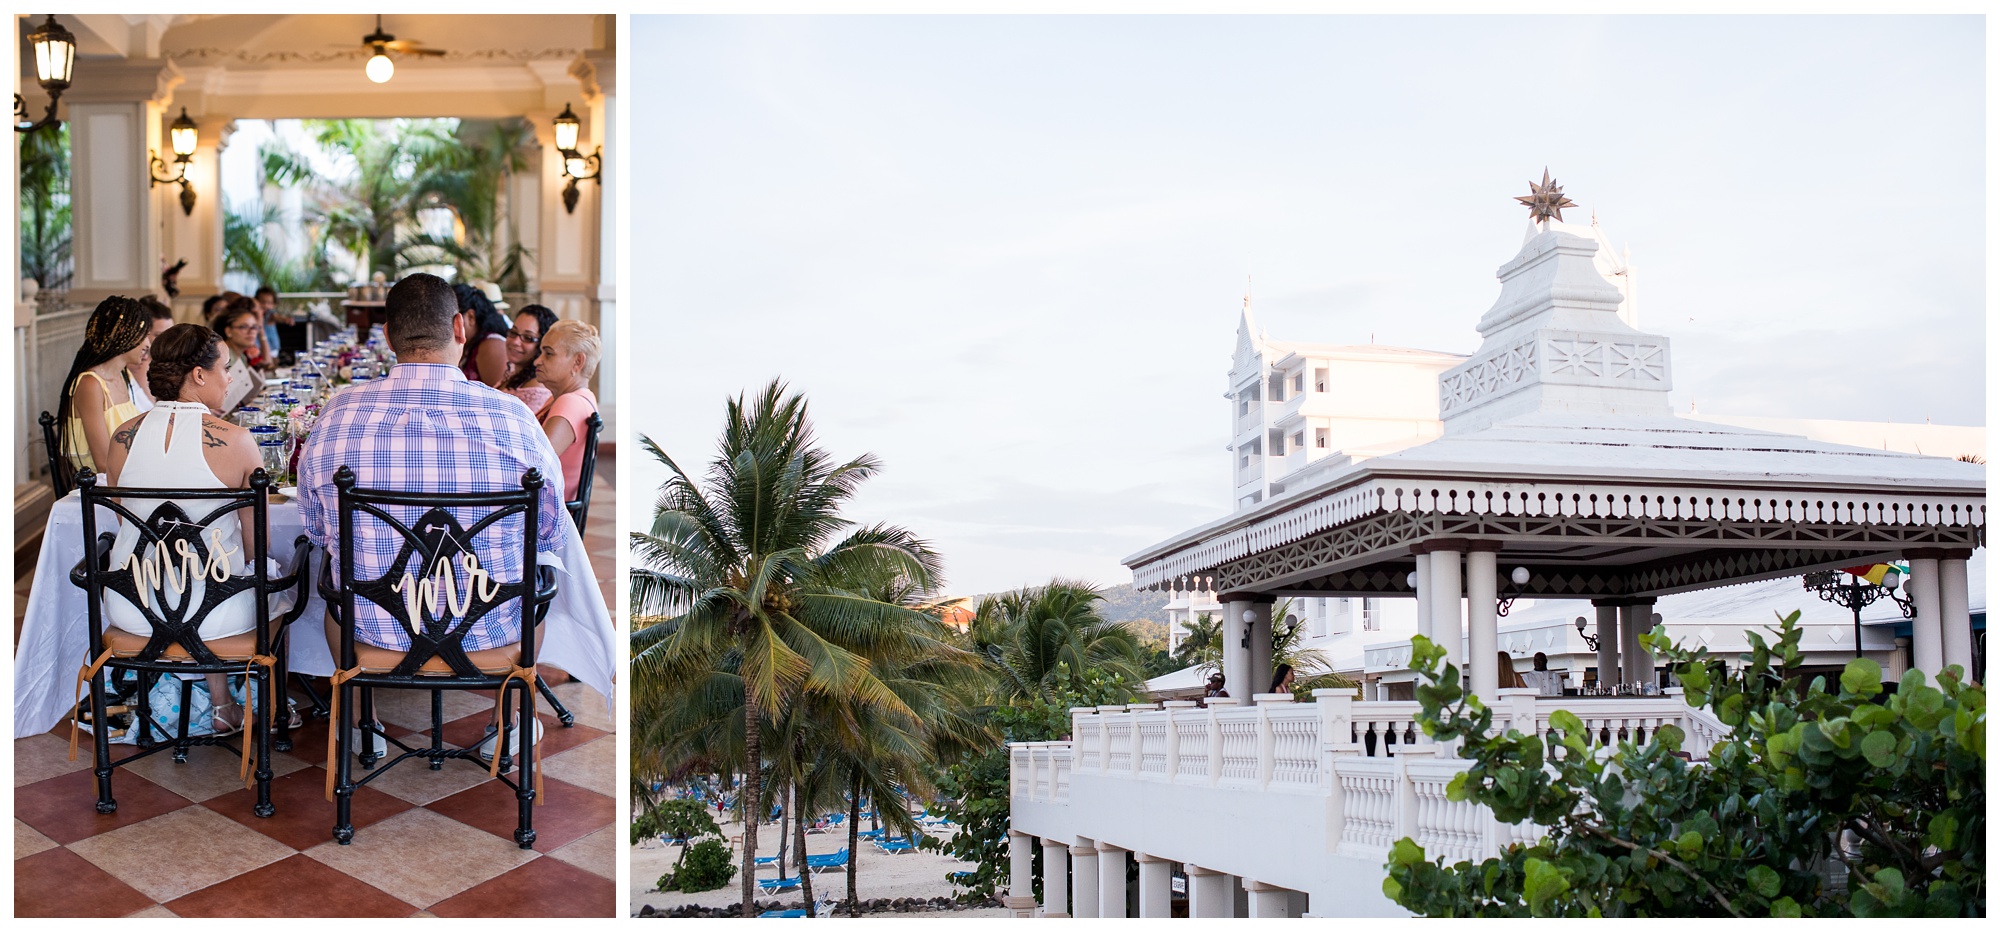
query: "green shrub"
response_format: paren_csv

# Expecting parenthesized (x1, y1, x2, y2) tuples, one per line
(661, 838, 736, 893)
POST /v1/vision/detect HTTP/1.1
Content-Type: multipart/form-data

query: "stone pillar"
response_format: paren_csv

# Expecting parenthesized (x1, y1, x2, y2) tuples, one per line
(1465, 545, 1500, 700)
(1906, 553, 1944, 677)
(1429, 544, 1465, 668)
(1005, 831, 1037, 917)
(1939, 552, 1973, 679)
(64, 58, 184, 304)
(1040, 838, 1070, 917)
(1135, 854, 1173, 918)
(1068, 843, 1100, 918)
(1593, 602, 1621, 690)
(1245, 880, 1293, 918)
(1186, 865, 1232, 918)
(1619, 601, 1657, 689)
(1095, 842, 1128, 918)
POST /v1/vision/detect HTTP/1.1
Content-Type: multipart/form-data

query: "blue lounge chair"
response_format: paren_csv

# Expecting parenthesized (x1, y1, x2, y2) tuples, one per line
(758, 876, 803, 893)
(949, 870, 978, 884)
(857, 828, 886, 841)
(806, 849, 849, 873)
(874, 839, 917, 855)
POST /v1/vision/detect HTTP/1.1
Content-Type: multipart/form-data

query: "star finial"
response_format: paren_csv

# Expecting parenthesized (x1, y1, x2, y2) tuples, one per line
(1515, 168, 1578, 224)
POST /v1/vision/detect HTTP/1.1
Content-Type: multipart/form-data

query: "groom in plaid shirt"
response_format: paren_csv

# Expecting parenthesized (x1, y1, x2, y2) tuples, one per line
(297, 272, 567, 655)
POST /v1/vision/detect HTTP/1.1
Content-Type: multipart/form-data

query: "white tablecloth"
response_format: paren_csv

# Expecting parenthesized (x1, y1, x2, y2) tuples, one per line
(14, 492, 617, 738)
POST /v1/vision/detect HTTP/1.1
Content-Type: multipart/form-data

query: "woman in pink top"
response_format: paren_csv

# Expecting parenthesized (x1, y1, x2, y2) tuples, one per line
(499, 304, 559, 414)
(537, 320, 601, 501)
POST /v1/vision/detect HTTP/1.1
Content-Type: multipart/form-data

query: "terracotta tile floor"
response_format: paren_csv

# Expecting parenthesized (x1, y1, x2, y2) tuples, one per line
(13, 450, 620, 918)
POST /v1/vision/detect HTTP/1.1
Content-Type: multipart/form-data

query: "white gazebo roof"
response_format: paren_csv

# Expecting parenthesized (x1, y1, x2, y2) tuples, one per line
(1127, 217, 1984, 601)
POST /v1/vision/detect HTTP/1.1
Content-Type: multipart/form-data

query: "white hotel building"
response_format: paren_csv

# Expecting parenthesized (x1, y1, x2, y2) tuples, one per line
(1010, 207, 1984, 918)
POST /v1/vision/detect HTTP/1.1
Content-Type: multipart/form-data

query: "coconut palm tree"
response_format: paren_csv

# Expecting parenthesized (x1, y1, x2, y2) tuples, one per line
(1171, 612, 1222, 669)
(975, 580, 1146, 703)
(258, 119, 473, 280)
(630, 380, 959, 917)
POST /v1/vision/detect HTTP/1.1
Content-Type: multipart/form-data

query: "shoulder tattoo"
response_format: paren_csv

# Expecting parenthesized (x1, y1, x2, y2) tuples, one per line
(111, 424, 139, 451)
(200, 418, 231, 449)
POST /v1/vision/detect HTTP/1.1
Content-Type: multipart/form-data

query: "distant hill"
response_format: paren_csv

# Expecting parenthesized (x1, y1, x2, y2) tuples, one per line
(1096, 582, 1168, 626)
(963, 582, 1173, 650)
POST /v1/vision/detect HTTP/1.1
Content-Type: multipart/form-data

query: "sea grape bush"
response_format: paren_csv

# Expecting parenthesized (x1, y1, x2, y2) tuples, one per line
(1384, 611, 1984, 917)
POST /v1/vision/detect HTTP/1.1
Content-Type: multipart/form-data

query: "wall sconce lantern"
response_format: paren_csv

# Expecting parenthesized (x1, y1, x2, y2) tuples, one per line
(552, 102, 602, 214)
(14, 14, 77, 134)
(148, 108, 201, 216)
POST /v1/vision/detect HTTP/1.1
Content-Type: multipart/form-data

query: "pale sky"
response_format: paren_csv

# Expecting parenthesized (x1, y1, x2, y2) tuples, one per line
(628, 15, 1985, 596)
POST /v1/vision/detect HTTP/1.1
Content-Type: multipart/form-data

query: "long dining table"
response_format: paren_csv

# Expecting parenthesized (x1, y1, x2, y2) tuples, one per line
(14, 490, 617, 738)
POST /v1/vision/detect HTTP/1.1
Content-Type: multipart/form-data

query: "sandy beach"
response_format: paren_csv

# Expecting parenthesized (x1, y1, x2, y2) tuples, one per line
(630, 811, 1009, 918)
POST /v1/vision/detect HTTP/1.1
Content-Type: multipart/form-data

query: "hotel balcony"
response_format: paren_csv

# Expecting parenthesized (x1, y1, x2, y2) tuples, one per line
(1002, 692, 1725, 918)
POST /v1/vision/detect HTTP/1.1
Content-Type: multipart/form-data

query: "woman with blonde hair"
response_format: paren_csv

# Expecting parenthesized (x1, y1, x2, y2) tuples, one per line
(536, 319, 601, 501)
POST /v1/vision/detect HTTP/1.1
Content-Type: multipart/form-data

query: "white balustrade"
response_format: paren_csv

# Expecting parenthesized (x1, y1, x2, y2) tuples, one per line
(1215, 708, 1262, 787)
(1266, 705, 1324, 792)
(1332, 757, 1401, 852)
(1137, 717, 1169, 777)
(1171, 706, 1210, 783)
(1104, 715, 1135, 772)
(1009, 695, 1725, 866)
(1407, 757, 1488, 865)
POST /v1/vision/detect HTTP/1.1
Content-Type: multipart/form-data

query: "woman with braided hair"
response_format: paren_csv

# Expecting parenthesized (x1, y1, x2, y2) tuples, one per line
(56, 295, 155, 476)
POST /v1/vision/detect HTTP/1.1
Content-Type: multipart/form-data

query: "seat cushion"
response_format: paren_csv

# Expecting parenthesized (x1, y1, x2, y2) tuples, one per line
(105, 628, 262, 662)
(352, 641, 523, 675)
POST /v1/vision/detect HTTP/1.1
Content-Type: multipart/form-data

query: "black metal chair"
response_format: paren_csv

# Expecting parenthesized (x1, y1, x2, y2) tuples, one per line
(531, 410, 602, 730)
(321, 465, 558, 848)
(38, 411, 74, 497)
(69, 468, 312, 817)
(564, 412, 604, 533)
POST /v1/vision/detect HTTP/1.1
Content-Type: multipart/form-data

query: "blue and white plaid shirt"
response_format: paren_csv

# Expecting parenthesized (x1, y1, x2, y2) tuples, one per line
(297, 363, 567, 652)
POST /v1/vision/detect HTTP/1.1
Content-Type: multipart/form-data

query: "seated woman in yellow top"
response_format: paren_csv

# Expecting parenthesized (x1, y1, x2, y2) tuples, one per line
(56, 295, 155, 477)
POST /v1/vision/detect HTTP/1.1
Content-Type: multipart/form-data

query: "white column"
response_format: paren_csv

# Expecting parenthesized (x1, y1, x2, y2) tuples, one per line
(1907, 555, 1944, 677)
(1620, 601, 1656, 689)
(1095, 842, 1128, 918)
(65, 59, 183, 304)
(1069, 844, 1100, 918)
(1939, 554, 1973, 679)
(1186, 865, 1232, 918)
(1246, 600, 1274, 701)
(1413, 550, 1433, 643)
(1593, 602, 1621, 690)
(1245, 880, 1293, 918)
(1040, 838, 1070, 917)
(1221, 597, 1251, 703)
(1005, 831, 1036, 917)
(1429, 546, 1465, 668)
(1466, 547, 1499, 700)
(161, 115, 230, 314)
(1135, 854, 1172, 918)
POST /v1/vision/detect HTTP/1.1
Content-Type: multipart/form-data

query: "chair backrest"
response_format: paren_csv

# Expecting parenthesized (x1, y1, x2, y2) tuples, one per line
(328, 464, 546, 678)
(73, 468, 275, 666)
(39, 411, 73, 497)
(565, 412, 604, 532)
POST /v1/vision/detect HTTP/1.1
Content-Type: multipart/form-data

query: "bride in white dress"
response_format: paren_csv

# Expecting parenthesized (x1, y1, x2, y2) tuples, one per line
(99, 323, 291, 735)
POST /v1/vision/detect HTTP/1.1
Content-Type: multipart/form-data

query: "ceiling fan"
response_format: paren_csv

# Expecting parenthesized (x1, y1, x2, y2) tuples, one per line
(359, 15, 444, 84)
